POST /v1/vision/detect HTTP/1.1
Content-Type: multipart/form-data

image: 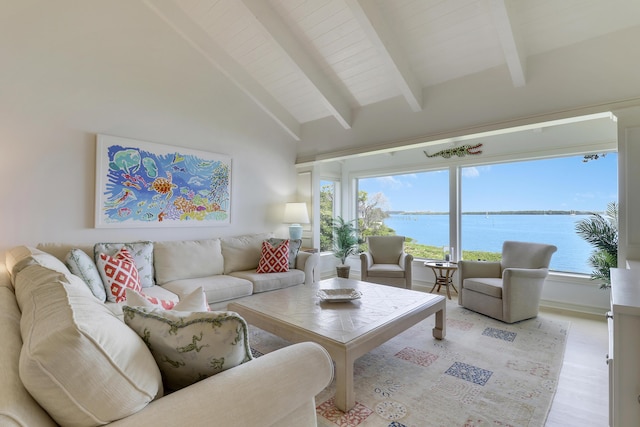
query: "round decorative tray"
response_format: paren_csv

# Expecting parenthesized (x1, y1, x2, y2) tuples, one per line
(317, 288, 362, 302)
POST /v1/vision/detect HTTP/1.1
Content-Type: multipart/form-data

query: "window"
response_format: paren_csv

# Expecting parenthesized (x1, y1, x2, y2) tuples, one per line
(320, 180, 337, 252)
(357, 170, 449, 259)
(352, 152, 617, 274)
(461, 154, 618, 274)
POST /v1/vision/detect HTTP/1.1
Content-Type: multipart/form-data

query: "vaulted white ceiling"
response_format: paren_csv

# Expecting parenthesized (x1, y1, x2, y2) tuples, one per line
(145, 0, 640, 142)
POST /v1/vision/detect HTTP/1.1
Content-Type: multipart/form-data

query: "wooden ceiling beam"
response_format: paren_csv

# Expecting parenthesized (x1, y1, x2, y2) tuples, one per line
(488, 0, 527, 87)
(143, 0, 301, 141)
(241, 0, 352, 130)
(346, 0, 423, 112)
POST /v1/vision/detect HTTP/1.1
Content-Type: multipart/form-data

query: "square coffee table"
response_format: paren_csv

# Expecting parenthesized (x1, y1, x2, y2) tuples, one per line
(228, 277, 446, 412)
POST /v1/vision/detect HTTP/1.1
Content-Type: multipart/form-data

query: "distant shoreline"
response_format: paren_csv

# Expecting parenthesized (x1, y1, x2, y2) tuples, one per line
(389, 210, 600, 216)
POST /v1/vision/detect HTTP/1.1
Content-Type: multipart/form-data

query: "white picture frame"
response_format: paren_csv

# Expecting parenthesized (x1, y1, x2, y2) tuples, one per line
(95, 134, 231, 228)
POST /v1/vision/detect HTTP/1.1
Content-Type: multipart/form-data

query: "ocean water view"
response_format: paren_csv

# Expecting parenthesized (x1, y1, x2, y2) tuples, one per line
(384, 213, 594, 275)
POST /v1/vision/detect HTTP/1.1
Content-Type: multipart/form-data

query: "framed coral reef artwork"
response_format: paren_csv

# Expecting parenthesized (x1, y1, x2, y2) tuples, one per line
(95, 134, 231, 228)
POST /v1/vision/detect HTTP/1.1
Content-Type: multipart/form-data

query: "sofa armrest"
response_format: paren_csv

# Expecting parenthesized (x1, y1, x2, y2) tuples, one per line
(110, 342, 333, 427)
(296, 251, 319, 285)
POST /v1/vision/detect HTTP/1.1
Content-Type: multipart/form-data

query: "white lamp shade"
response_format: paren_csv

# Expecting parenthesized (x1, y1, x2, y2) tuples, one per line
(284, 203, 309, 240)
(283, 203, 309, 224)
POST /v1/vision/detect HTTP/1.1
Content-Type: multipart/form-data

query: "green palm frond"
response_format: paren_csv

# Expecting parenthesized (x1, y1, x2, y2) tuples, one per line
(575, 201, 618, 289)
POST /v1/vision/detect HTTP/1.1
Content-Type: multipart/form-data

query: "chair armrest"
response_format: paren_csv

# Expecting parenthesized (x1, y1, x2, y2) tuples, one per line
(458, 261, 501, 282)
(401, 253, 413, 287)
(296, 251, 319, 285)
(399, 252, 413, 268)
(502, 267, 549, 280)
(110, 342, 333, 427)
(502, 268, 549, 322)
(502, 267, 549, 296)
(360, 252, 373, 270)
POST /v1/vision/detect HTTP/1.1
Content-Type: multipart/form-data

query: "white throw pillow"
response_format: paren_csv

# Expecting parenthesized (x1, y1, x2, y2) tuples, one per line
(123, 307, 253, 392)
(125, 287, 210, 312)
(65, 248, 107, 302)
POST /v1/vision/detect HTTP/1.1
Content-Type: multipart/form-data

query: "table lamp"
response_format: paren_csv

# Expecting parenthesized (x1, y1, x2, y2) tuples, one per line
(283, 202, 309, 240)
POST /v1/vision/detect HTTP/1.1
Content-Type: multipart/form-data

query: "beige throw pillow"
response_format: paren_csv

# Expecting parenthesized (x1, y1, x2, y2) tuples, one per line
(18, 267, 162, 427)
(221, 233, 272, 274)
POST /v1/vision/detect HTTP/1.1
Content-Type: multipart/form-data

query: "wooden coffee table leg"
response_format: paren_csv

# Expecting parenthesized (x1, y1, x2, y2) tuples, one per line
(432, 302, 446, 340)
(332, 352, 355, 412)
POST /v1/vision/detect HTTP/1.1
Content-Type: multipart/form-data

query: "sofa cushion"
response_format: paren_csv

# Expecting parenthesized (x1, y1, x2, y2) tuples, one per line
(97, 247, 142, 303)
(162, 275, 253, 305)
(154, 239, 224, 285)
(463, 277, 504, 298)
(221, 232, 272, 274)
(230, 269, 305, 294)
(17, 265, 162, 427)
(257, 239, 290, 273)
(367, 264, 406, 278)
(267, 238, 302, 269)
(94, 241, 155, 288)
(125, 287, 210, 312)
(0, 285, 57, 427)
(123, 307, 253, 392)
(65, 248, 107, 301)
(36, 243, 93, 264)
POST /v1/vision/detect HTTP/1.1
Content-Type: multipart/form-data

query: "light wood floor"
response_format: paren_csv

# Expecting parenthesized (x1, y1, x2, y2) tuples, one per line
(542, 307, 609, 426)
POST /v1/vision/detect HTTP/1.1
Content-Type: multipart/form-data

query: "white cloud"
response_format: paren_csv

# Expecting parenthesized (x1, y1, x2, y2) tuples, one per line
(462, 167, 480, 178)
(376, 176, 409, 190)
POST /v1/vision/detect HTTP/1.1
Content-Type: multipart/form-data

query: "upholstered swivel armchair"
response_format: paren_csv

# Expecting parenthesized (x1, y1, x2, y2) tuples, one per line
(458, 241, 557, 323)
(360, 236, 413, 289)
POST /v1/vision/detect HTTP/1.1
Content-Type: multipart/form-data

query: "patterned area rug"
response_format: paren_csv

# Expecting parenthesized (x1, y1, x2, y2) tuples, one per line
(249, 299, 569, 427)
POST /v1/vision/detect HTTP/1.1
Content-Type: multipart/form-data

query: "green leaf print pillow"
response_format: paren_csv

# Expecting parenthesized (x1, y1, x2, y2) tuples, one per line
(123, 307, 253, 392)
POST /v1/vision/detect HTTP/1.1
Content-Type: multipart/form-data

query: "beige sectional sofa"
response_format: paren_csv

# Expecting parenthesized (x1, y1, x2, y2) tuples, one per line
(37, 232, 318, 311)
(0, 233, 332, 426)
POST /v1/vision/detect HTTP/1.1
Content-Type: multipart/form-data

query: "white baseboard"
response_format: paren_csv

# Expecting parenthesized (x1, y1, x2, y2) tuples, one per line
(539, 299, 608, 320)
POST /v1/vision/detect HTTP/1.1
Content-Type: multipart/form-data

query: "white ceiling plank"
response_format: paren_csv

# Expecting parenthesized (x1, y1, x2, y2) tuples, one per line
(488, 0, 526, 87)
(345, 0, 423, 112)
(143, 0, 301, 140)
(241, 0, 352, 129)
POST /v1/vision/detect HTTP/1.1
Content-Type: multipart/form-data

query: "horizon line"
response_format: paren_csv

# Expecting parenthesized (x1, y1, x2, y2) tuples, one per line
(388, 209, 602, 215)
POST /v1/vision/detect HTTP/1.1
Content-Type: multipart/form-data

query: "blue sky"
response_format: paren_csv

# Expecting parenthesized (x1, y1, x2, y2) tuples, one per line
(358, 154, 618, 212)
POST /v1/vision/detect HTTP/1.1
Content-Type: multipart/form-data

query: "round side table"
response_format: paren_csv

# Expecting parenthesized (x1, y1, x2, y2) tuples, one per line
(424, 261, 458, 300)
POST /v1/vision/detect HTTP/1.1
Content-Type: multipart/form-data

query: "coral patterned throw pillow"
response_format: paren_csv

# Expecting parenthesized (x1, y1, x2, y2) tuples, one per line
(256, 239, 290, 273)
(97, 247, 142, 303)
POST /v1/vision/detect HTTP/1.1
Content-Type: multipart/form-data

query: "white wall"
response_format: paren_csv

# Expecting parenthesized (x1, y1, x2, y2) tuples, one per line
(0, 116, 297, 258)
(0, 1, 303, 259)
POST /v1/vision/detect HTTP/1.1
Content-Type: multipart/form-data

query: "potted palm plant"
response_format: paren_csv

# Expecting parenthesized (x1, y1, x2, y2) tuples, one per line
(575, 201, 618, 289)
(331, 216, 361, 278)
